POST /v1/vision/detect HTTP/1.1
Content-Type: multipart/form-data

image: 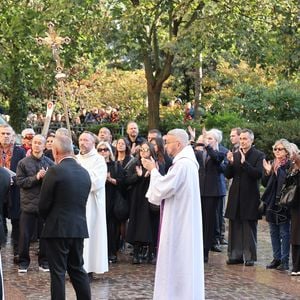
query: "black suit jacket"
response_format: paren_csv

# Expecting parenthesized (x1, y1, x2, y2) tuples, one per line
(39, 158, 91, 238)
(196, 145, 226, 197)
(225, 146, 264, 221)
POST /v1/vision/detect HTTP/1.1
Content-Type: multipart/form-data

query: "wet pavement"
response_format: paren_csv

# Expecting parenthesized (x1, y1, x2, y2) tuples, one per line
(2, 220, 300, 299)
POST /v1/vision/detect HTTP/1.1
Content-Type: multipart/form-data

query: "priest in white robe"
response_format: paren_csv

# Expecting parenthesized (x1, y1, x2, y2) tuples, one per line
(142, 128, 204, 300)
(77, 132, 108, 276)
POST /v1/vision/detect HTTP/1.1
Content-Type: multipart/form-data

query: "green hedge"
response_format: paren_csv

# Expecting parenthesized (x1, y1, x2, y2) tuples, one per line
(84, 114, 299, 159)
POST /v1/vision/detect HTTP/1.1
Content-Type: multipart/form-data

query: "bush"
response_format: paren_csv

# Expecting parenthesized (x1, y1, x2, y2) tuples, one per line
(245, 120, 300, 159)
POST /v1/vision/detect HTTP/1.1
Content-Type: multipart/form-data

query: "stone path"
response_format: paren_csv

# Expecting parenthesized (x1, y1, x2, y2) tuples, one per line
(3, 220, 300, 299)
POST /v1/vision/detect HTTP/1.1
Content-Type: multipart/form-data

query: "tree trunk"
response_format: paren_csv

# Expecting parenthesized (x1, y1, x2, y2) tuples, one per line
(147, 82, 162, 130)
(194, 52, 202, 121)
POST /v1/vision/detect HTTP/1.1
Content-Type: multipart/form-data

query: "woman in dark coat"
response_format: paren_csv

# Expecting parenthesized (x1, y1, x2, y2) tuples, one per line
(289, 148, 300, 275)
(97, 141, 125, 263)
(125, 141, 162, 264)
(194, 129, 226, 263)
(261, 139, 292, 271)
(115, 137, 133, 250)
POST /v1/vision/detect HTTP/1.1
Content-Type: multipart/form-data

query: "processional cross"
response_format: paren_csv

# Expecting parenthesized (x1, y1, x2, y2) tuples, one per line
(36, 22, 72, 137)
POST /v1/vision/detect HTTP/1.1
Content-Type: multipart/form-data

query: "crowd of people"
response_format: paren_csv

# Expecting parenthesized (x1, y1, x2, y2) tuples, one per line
(0, 120, 300, 299)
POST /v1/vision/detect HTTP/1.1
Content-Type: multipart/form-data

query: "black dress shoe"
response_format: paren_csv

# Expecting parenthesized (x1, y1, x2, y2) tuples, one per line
(245, 260, 254, 266)
(211, 245, 222, 252)
(108, 255, 117, 263)
(276, 263, 289, 271)
(226, 259, 244, 265)
(266, 259, 281, 269)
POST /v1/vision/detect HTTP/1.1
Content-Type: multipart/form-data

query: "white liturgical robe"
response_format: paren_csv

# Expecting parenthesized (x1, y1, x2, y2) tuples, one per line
(77, 148, 108, 274)
(146, 145, 204, 300)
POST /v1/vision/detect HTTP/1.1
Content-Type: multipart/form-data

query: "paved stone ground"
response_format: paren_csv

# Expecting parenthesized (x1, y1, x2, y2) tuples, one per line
(2, 220, 300, 299)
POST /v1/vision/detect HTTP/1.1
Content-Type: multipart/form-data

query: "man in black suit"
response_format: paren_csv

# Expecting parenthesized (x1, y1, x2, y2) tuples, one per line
(39, 135, 91, 300)
(0, 124, 26, 262)
(225, 129, 264, 267)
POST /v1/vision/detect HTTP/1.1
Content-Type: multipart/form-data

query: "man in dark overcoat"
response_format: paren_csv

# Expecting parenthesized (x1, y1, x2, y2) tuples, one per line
(0, 124, 26, 262)
(225, 129, 264, 266)
(39, 135, 91, 300)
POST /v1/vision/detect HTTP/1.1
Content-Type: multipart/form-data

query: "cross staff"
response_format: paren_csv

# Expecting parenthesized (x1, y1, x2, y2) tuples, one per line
(36, 22, 72, 138)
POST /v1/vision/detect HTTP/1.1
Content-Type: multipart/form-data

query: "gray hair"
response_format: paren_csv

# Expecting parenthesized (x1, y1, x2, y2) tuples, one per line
(206, 128, 223, 144)
(273, 139, 292, 155)
(53, 135, 73, 155)
(289, 143, 299, 155)
(55, 127, 69, 137)
(241, 128, 254, 141)
(167, 129, 189, 146)
(33, 134, 46, 144)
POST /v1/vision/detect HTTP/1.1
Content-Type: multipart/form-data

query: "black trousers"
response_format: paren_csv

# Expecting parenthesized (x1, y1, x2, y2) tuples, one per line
(107, 215, 120, 257)
(214, 196, 226, 244)
(292, 245, 300, 272)
(228, 219, 257, 261)
(11, 218, 19, 255)
(201, 196, 220, 258)
(44, 238, 91, 300)
(18, 211, 47, 267)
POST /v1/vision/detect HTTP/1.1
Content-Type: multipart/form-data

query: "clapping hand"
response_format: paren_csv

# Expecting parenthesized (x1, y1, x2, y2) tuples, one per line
(263, 159, 272, 174)
(37, 167, 47, 180)
(187, 126, 196, 141)
(227, 151, 234, 163)
(141, 157, 156, 172)
(239, 149, 245, 164)
(136, 165, 143, 177)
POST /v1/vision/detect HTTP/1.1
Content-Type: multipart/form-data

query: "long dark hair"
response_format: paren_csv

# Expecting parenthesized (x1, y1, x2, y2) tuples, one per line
(137, 141, 157, 162)
(150, 137, 165, 164)
(115, 137, 131, 160)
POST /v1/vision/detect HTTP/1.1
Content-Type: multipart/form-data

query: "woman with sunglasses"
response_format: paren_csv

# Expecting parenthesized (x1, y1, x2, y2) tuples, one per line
(261, 139, 292, 271)
(97, 141, 125, 264)
(125, 141, 163, 264)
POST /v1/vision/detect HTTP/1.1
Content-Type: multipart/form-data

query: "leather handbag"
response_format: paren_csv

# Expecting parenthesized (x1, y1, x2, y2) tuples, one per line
(279, 176, 298, 208)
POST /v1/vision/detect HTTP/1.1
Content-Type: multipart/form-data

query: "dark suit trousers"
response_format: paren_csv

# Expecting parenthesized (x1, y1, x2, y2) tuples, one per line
(201, 196, 220, 258)
(18, 211, 47, 267)
(292, 245, 300, 272)
(228, 219, 257, 261)
(44, 238, 91, 300)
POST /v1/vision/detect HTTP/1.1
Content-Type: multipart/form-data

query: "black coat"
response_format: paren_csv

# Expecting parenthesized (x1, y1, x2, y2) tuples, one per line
(261, 161, 291, 224)
(125, 158, 153, 244)
(39, 158, 91, 238)
(290, 171, 300, 245)
(225, 147, 264, 221)
(16, 154, 54, 213)
(105, 160, 126, 218)
(195, 145, 226, 197)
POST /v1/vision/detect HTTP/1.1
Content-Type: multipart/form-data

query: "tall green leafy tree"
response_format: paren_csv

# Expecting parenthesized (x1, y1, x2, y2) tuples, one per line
(105, 0, 206, 129)
(105, 0, 299, 129)
(0, 0, 107, 131)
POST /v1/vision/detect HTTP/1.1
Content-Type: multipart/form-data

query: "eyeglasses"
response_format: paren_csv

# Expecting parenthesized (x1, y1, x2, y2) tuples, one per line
(98, 148, 109, 152)
(140, 148, 150, 152)
(273, 147, 285, 152)
(164, 140, 177, 145)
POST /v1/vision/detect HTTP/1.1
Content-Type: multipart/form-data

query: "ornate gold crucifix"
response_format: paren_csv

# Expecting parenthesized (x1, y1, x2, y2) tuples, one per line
(36, 22, 72, 138)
